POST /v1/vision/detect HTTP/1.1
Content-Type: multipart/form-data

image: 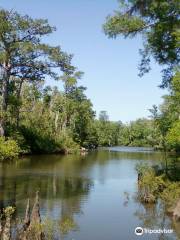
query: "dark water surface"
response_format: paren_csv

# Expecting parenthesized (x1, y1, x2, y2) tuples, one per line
(0, 147, 179, 240)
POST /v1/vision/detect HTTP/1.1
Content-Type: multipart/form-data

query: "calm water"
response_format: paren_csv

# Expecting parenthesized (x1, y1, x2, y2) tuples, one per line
(0, 147, 179, 240)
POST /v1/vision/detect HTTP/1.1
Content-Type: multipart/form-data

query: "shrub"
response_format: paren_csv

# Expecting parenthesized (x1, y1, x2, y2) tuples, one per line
(20, 126, 80, 154)
(160, 182, 180, 209)
(139, 170, 166, 203)
(56, 132, 80, 154)
(136, 163, 167, 203)
(0, 137, 20, 161)
(136, 163, 180, 215)
(20, 126, 58, 154)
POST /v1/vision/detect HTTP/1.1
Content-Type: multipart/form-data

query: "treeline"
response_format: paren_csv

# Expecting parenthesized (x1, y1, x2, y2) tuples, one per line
(95, 73, 180, 152)
(0, 7, 179, 160)
(94, 113, 155, 147)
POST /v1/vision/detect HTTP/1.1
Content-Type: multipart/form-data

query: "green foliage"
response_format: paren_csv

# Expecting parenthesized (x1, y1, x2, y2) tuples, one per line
(3, 206, 15, 217)
(160, 182, 180, 208)
(0, 7, 179, 156)
(125, 119, 156, 147)
(0, 137, 20, 161)
(170, 70, 180, 115)
(0, 8, 74, 137)
(94, 116, 163, 148)
(166, 121, 180, 151)
(104, 0, 180, 87)
(17, 78, 94, 153)
(137, 165, 167, 203)
(136, 164, 180, 210)
(118, 118, 158, 147)
(95, 118, 122, 146)
(103, 0, 180, 151)
(135, 162, 151, 176)
(20, 126, 59, 154)
(104, 13, 145, 38)
(139, 169, 166, 194)
(0, 8, 98, 155)
(78, 121, 98, 149)
(55, 132, 80, 154)
(148, 71, 180, 151)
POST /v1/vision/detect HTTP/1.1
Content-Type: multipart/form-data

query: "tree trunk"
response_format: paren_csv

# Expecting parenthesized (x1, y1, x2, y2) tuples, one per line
(0, 121, 5, 137)
(16, 79, 23, 128)
(55, 111, 59, 131)
(0, 65, 9, 136)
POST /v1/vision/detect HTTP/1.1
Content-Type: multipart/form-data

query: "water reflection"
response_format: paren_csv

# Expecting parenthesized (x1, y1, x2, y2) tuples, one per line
(134, 202, 178, 240)
(0, 147, 179, 240)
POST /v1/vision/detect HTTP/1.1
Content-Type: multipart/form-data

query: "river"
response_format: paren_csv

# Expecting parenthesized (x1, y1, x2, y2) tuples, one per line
(0, 147, 179, 240)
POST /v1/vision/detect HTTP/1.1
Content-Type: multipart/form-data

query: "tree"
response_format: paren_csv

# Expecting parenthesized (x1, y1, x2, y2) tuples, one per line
(95, 114, 122, 146)
(99, 111, 109, 122)
(61, 72, 96, 147)
(103, 0, 180, 88)
(170, 70, 180, 118)
(0, 8, 74, 136)
(148, 70, 180, 151)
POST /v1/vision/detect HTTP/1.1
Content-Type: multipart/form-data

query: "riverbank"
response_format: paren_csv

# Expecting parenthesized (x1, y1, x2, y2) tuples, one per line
(137, 163, 180, 217)
(1, 133, 179, 162)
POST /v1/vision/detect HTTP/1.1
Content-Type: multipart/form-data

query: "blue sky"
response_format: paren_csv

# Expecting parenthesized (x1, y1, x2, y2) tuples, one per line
(0, 0, 167, 122)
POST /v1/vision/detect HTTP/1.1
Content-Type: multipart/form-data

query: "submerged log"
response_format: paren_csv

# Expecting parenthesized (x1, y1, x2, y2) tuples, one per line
(30, 191, 41, 226)
(2, 193, 44, 240)
(17, 199, 31, 240)
(24, 199, 30, 230)
(28, 191, 44, 240)
(17, 192, 44, 240)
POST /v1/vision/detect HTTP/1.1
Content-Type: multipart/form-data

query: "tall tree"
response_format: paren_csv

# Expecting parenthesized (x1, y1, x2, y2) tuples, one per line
(103, 0, 180, 88)
(99, 111, 109, 122)
(0, 9, 74, 136)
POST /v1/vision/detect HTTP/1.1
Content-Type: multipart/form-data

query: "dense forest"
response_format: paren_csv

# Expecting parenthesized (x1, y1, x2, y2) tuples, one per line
(0, 0, 180, 161)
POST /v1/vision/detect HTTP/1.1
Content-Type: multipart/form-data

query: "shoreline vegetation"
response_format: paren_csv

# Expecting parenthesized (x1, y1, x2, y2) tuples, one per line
(136, 163, 180, 223)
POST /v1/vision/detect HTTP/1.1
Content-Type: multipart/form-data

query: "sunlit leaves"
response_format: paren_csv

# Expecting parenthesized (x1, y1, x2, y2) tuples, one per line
(104, 14, 145, 38)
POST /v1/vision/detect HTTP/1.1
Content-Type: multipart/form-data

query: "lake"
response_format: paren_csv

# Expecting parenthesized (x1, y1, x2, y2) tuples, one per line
(0, 147, 179, 240)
